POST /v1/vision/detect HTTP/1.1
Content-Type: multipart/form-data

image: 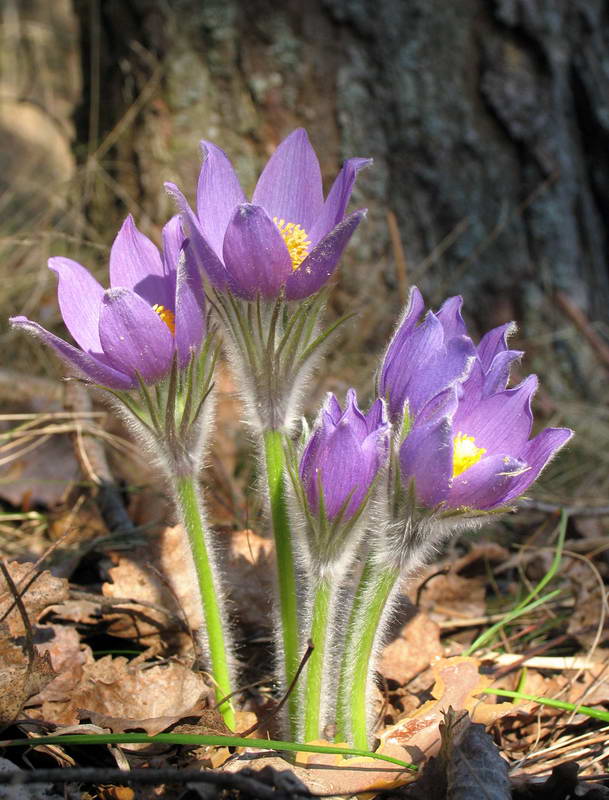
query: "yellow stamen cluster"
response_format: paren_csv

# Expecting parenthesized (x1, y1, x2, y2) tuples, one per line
(452, 432, 486, 478)
(273, 217, 311, 271)
(152, 304, 176, 335)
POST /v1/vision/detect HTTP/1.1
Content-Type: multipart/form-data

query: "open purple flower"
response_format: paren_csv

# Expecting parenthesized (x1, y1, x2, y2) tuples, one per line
(165, 129, 371, 301)
(399, 356, 572, 512)
(10, 215, 205, 390)
(299, 390, 390, 521)
(379, 287, 477, 424)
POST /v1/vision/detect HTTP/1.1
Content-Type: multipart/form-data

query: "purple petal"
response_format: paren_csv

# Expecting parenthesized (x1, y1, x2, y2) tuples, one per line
(252, 129, 324, 230)
(48, 257, 105, 356)
(165, 181, 229, 290)
(222, 204, 292, 300)
(109, 215, 171, 309)
(482, 349, 523, 396)
(160, 215, 184, 306)
(453, 375, 538, 455)
(284, 209, 366, 301)
(324, 392, 342, 424)
(378, 286, 426, 407)
(477, 322, 516, 371)
(407, 334, 476, 419)
(9, 317, 133, 389)
(319, 424, 370, 520)
(196, 141, 246, 257)
(98, 288, 174, 384)
(446, 453, 527, 510)
(500, 427, 574, 503)
(436, 296, 466, 339)
(399, 418, 453, 507)
(417, 386, 459, 427)
(174, 244, 206, 367)
(380, 311, 445, 422)
(339, 388, 368, 441)
(308, 157, 372, 244)
(365, 397, 388, 432)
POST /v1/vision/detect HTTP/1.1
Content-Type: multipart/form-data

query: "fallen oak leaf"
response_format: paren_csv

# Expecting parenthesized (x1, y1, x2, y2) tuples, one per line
(0, 622, 55, 725)
(0, 561, 69, 638)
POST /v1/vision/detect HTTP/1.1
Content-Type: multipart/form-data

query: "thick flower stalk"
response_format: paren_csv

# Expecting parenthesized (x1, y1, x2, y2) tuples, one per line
(337, 288, 573, 748)
(289, 390, 389, 741)
(168, 129, 371, 736)
(10, 216, 236, 729)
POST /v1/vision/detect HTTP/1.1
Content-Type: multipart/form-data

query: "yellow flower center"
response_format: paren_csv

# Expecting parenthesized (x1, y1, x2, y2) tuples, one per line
(152, 304, 175, 335)
(452, 432, 486, 477)
(273, 217, 311, 270)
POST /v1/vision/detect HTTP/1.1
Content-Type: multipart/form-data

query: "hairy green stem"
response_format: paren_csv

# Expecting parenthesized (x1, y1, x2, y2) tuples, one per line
(176, 475, 235, 730)
(336, 560, 399, 748)
(304, 578, 332, 741)
(263, 428, 300, 737)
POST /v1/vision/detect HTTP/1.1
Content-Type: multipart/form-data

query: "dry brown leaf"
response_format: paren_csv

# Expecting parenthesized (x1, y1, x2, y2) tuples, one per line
(0, 622, 55, 725)
(45, 656, 209, 728)
(28, 623, 94, 708)
(380, 610, 444, 685)
(0, 562, 69, 638)
(411, 544, 508, 622)
(101, 526, 274, 650)
(224, 656, 523, 797)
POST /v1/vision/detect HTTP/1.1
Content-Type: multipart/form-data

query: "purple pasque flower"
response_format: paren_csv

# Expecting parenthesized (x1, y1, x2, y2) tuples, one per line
(165, 129, 371, 301)
(10, 215, 205, 390)
(299, 389, 390, 521)
(378, 286, 477, 425)
(399, 370, 573, 512)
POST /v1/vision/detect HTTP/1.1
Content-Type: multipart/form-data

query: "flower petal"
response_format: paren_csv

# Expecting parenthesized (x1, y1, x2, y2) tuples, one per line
(308, 157, 372, 244)
(252, 129, 323, 230)
(284, 209, 366, 301)
(453, 374, 538, 455)
(482, 349, 523, 396)
(339, 388, 368, 440)
(365, 397, 388, 432)
(319, 424, 369, 520)
(500, 427, 573, 503)
(477, 322, 516, 371)
(399, 418, 452, 507)
(436, 296, 466, 339)
(417, 386, 459, 427)
(98, 288, 174, 384)
(174, 243, 206, 367)
(380, 311, 445, 422)
(407, 334, 476, 419)
(379, 286, 426, 399)
(9, 317, 133, 389)
(222, 204, 292, 299)
(196, 141, 246, 257)
(446, 453, 526, 510)
(48, 257, 105, 356)
(109, 215, 171, 308)
(165, 181, 229, 290)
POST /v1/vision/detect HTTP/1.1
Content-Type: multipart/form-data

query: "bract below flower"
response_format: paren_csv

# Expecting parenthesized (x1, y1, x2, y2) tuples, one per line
(299, 389, 390, 521)
(10, 215, 205, 389)
(166, 129, 371, 301)
(399, 364, 572, 511)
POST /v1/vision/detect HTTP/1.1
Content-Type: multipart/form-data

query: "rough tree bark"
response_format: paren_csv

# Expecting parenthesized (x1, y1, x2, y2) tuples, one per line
(5, 0, 608, 406)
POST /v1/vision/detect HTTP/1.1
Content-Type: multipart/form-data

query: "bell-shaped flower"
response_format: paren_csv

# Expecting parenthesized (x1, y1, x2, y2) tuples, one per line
(378, 287, 477, 425)
(299, 389, 390, 522)
(399, 368, 572, 511)
(10, 215, 205, 390)
(165, 129, 371, 301)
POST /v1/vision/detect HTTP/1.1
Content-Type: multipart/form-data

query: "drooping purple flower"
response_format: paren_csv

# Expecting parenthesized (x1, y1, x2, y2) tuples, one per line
(299, 389, 390, 521)
(10, 215, 205, 390)
(378, 287, 477, 424)
(165, 129, 371, 301)
(399, 356, 572, 512)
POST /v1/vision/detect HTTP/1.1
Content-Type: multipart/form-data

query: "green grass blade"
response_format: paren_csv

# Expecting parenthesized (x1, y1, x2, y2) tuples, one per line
(482, 688, 609, 722)
(0, 732, 417, 770)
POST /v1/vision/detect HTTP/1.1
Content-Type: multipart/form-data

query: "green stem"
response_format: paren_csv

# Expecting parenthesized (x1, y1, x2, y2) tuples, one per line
(304, 578, 332, 741)
(176, 475, 235, 730)
(263, 428, 301, 737)
(336, 560, 399, 748)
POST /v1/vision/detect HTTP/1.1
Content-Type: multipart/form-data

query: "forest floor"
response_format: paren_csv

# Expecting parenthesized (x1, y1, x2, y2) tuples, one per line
(1, 368, 608, 800)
